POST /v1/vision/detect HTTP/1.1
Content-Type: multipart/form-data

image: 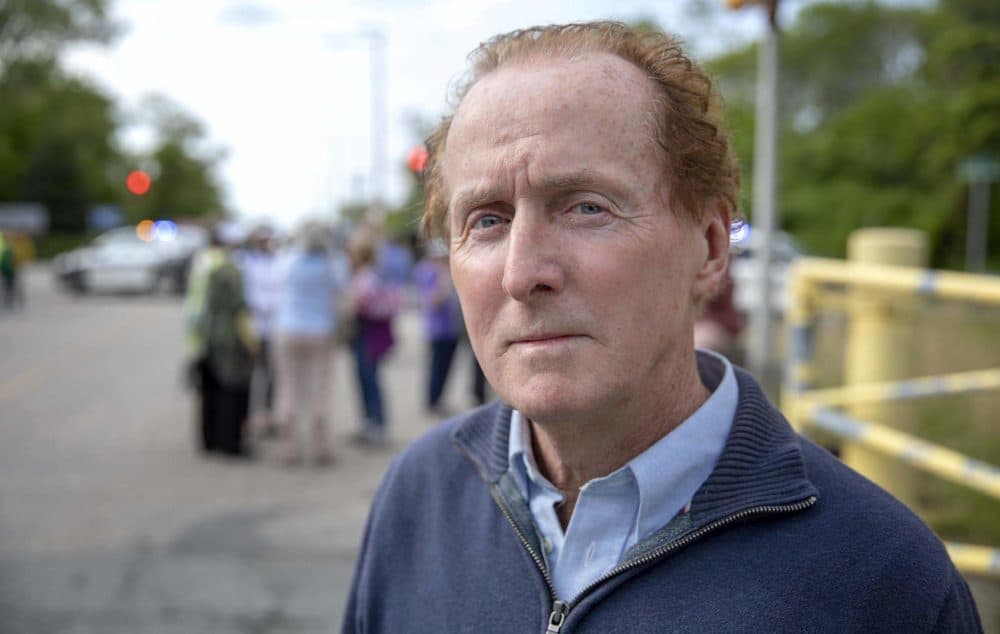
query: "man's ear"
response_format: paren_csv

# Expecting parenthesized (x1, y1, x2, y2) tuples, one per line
(692, 197, 732, 302)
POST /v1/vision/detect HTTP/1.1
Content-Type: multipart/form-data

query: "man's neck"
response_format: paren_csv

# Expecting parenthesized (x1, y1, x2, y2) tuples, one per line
(527, 355, 710, 528)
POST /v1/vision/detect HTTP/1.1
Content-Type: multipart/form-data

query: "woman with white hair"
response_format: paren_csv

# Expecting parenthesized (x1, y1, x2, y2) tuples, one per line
(272, 223, 349, 465)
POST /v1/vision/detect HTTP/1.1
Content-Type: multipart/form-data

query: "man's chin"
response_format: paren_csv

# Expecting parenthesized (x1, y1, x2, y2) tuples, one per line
(502, 381, 603, 426)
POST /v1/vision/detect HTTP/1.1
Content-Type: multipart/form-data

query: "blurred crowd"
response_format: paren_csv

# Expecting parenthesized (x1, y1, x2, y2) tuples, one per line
(182, 221, 489, 466)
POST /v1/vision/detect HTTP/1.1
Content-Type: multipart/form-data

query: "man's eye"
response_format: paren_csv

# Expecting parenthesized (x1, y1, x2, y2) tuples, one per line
(473, 214, 504, 229)
(574, 202, 605, 215)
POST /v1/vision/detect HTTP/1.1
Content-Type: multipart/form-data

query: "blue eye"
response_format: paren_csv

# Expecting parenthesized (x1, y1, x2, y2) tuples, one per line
(473, 214, 503, 229)
(575, 202, 604, 215)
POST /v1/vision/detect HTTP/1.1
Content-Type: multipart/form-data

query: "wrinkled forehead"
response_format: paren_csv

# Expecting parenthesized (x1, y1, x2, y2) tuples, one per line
(442, 52, 661, 191)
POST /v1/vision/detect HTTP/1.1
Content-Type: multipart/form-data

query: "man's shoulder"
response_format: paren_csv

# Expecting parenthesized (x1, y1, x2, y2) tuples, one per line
(795, 435, 954, 568)
(383, 401, 503, 487)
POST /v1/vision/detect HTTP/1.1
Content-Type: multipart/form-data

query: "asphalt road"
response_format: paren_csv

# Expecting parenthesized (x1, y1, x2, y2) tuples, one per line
(0, 265, 479, 633)
(3, 265, 997, 633)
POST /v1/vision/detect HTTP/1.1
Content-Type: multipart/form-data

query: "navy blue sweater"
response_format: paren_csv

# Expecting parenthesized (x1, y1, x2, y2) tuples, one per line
(343, 368, 982, 633)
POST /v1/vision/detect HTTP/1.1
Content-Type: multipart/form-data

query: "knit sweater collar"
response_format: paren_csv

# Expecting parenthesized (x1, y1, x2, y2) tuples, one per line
(451, 360, 818, 525)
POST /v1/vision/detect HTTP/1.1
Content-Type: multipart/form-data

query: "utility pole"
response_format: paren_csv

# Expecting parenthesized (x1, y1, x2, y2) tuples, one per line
(729, 0, 781, 379)
(957, 155, 999, 272)
(361, 27, 388, 221)
(328, 28, 389, 223)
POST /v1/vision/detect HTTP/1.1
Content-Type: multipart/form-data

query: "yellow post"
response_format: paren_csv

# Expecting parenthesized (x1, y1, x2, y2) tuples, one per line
(842, 228, 927, 508)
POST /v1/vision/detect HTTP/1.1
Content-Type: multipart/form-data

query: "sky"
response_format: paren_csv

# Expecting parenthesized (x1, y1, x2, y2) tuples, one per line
(64, 0, 777, 230)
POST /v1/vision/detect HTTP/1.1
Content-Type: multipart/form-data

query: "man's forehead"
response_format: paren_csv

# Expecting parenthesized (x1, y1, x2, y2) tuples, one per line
(455, 52, 649, 122)
(443, 53, 656, 179)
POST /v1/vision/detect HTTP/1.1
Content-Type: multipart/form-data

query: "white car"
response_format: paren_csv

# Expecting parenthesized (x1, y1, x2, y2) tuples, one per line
(54, 223, 208, 295)
(729, 229, 803, 315)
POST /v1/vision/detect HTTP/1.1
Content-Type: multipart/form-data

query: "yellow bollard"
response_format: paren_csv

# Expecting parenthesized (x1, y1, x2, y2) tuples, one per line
(842, 228, 927, 509)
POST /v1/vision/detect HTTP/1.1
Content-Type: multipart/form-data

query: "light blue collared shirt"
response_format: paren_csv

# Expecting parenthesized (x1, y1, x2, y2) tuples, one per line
(508, 350, 738, 602)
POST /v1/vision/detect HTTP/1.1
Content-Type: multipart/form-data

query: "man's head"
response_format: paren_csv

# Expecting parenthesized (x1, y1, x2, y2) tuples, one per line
(421, 21, 740, 239)
(430, 22, 738, 425)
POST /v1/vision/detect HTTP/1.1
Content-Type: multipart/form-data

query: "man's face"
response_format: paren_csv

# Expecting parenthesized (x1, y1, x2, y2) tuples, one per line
(445, 53, 724, 424)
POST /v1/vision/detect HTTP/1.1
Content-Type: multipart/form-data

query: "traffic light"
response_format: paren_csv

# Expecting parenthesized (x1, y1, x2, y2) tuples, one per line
(126, 170, 151, 196)
(407, 146, 429, 173)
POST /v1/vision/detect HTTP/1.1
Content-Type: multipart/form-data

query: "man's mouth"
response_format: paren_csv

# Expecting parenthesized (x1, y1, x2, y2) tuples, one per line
(509, 333, 585, 347)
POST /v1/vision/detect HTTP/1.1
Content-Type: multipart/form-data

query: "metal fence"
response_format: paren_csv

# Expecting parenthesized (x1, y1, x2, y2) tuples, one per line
(781, 257, 1000, 578)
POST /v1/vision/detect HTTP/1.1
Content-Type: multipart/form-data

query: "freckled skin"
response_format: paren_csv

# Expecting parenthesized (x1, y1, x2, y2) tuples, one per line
(444, 53, 730, 491)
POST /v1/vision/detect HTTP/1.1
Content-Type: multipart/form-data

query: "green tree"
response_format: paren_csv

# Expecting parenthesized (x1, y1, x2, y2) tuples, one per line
(0, 58, 123, 232)
(709, 1, 1000, 268)
(0, 1, 228, 235)
(0, 0, 117, 65)
(0, 0, 122, 232)
(122, 95, 227, 222)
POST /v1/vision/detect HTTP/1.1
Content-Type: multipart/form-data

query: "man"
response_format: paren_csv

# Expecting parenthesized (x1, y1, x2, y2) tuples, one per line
(343, 22, 981, 633)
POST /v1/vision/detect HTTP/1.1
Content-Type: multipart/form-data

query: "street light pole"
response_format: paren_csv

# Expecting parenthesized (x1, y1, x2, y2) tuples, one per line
(956, 155, 999, 273)
(362, 27, 388, 220)
(328, 28, 389, 223)
(746, 1, 780, 379)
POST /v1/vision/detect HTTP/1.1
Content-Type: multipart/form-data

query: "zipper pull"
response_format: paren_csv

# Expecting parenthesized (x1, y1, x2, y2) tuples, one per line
(546, 600, 568, 633)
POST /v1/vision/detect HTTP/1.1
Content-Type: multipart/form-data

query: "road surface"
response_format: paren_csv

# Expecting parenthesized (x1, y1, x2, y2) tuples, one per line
(0, 265, 478, 633)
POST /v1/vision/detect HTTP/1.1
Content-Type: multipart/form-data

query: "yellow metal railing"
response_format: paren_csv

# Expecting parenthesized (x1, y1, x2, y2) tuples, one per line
(782, 256, 1000, 579)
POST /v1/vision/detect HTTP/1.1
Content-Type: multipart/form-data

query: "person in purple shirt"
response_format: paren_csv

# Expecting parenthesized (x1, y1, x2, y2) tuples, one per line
(413, 239, 462, 417)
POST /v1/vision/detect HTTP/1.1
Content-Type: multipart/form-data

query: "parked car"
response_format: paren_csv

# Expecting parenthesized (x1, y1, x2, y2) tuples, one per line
(156, 223, 210, 293)
(729, 228, 803, 315)
(54, 223, 208, 295)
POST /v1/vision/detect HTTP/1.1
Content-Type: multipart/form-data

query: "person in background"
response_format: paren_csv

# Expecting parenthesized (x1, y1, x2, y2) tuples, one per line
(272, 223, 349, 466)
(470, 352, 489, 406)
(237, 226, 282, 436)
(693, 266, 745, 364)
(376, 233, 414, 289)
(0, 232, 23, 311)
(185, 223, 256, 458)
(414, 238, 462, 418)
(347, 236, 401, 446)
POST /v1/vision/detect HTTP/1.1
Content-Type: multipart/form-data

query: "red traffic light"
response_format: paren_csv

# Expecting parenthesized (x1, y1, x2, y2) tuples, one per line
(126, 170, 152, 195)
(407, 146, 429, 173)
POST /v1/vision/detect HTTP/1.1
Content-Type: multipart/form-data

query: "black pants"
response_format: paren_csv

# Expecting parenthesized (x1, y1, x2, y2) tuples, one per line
(199, 360, 249, 456)
(2, 273, 22, 309)
(471, 347, 488, 405)
(427, 338, 458, 408)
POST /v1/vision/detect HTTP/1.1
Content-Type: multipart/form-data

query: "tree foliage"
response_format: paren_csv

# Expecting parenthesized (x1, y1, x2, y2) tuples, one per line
(121, 95, 227, 223)
(0, 58, 121, 232)
(0, 0, 117, 64)
(0, 0, 227, 236)
(709, 0, 1000, 268)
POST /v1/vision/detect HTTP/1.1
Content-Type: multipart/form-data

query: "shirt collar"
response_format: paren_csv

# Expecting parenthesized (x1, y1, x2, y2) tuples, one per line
(507, 350, 738, 538)
(629, 350, 737, 539)
(509, 408, 555, 499)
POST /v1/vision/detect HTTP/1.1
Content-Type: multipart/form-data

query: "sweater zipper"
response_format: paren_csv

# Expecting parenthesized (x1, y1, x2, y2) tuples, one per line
(494, 490, 816, 634)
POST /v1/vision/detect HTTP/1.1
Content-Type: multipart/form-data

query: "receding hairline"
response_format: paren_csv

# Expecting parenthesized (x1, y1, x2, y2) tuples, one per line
(439, 51, 669, 215)
(421, 21, 741, 240)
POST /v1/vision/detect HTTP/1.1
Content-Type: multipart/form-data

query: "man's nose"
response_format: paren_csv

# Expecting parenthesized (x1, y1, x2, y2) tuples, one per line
(501, 212, 565, 301)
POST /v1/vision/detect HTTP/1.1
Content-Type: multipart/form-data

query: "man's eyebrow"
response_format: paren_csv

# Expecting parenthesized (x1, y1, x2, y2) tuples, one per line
(451, 187, 502, 213)
(542, 170, 601, 190)
(450, 170, 610, 212)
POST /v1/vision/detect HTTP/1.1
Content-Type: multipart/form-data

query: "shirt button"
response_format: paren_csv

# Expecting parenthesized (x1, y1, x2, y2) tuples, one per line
(542, 537, 553, 553)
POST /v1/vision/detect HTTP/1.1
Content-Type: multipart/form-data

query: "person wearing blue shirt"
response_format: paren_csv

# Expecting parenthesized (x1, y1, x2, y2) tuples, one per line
(342, 22, 982, 633)
(272, 224, 349, 465)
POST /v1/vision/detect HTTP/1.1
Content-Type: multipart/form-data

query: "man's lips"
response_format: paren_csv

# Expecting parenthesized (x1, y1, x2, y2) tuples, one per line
(509, 333, 584, 345)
